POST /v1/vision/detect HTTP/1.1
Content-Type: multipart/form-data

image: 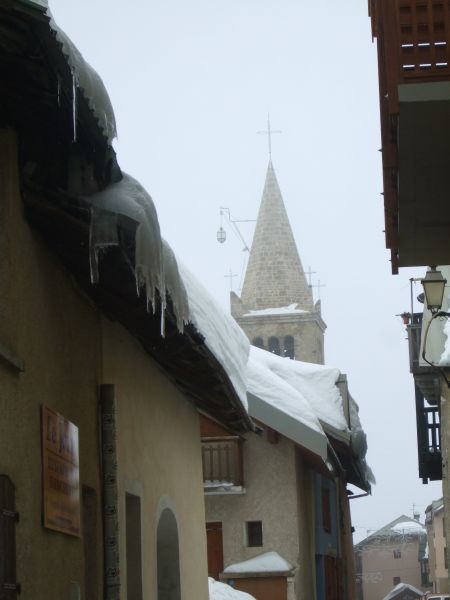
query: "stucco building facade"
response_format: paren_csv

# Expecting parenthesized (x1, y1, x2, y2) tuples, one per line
(0, 4, 252, 599)
(425, 498, 448, 593)
(355, 516, 429, 600)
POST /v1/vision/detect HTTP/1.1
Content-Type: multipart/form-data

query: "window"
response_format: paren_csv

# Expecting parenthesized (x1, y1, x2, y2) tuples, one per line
(268, 337, 280, 356)
(444, 517, 446, 538)
(246, 521, 263, 547)
(393, 577, 401, 586)
(393, 550, 401, 559)
(445, 547, 448, 570)
(83, 486, 98, 598)
(157, 508, 181, 600)
(252, 337, 264, 349)
(126, 493, 143, 600)
(284, 336, 295, 359)
(322, 488, 331, 533)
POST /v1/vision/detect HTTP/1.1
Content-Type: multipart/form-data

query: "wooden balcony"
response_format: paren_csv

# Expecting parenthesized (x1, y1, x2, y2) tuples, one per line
(201, 437, 244, 490)
(369, 1, 450, 272)
(415, 384, 442, 482)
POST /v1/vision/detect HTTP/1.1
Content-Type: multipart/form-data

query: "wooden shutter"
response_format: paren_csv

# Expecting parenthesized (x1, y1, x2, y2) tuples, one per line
(0, 475, 19, 599)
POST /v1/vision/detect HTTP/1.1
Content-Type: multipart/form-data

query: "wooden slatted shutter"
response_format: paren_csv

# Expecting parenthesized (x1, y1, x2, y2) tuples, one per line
(0, 475, 19, 599)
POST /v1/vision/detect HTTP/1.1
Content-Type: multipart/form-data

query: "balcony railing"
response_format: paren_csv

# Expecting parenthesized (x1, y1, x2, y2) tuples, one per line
(415, 384, 442, 482)
(201, 437, 244, 488)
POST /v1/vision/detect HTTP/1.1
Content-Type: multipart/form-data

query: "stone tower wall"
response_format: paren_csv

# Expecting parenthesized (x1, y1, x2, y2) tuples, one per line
(236, 314, 325, 365)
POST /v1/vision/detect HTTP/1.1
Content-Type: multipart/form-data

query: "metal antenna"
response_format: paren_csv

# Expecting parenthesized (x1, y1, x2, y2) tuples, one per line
(219, 207, 255, 252)
(257, 114, 281, 158)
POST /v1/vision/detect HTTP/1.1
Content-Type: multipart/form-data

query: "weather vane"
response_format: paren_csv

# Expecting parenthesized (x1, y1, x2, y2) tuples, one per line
(257, 114, 281, 158)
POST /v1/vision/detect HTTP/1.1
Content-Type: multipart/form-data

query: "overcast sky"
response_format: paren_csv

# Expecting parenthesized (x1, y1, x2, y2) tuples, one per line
(48, 0, 442, 542)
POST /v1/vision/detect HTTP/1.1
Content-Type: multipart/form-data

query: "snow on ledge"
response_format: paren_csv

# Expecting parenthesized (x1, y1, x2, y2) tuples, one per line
(244, 303, 308, 317)
(223, 552, 293, 574)
(209, 578, 255, 600)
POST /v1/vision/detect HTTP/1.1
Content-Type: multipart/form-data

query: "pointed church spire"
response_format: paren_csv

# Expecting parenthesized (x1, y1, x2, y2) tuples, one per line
(240, 160, 314, 311)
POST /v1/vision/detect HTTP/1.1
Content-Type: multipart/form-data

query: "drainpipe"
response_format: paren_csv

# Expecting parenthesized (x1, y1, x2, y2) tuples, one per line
(348, 492, 369, 500)
(100, 384, 121, 600)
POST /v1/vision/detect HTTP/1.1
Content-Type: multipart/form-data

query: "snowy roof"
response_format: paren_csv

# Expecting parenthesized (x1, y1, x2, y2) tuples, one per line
(246, 346, 374, 487)
(84, 172, 249, 409)
(247, 350, 327, 459)
(391, 521, 426, 534)
(179, 262, 250, 410)
(208, 578, 255, 600)
(250, 346, 348, 432)
(244, 303, 308, 317)
(382, 583, 423, 600)
(26, 1, 117, 143)
(223, 552, 293, 575)
(356, 515, 427, 547)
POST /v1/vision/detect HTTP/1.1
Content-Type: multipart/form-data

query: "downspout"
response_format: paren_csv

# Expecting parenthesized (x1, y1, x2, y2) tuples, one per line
(349, 492, 370, 500)
(100, 384, 121, 600)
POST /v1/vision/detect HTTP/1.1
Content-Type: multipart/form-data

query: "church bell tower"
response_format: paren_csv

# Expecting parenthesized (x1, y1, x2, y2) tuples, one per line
(230, 158, 326, 365)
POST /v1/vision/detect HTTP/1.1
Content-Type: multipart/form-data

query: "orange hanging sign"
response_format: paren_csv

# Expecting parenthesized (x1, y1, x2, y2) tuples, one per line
(41, 405, 80, 536)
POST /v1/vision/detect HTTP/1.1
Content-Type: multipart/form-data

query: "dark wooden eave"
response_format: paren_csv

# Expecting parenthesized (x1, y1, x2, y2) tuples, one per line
(23, 184, 252, 434)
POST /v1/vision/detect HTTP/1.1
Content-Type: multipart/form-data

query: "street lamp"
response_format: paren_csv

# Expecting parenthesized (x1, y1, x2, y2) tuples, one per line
(420, 267, 450, 387)
(421, 268, 447, 314)
(217, 226, 226, 244)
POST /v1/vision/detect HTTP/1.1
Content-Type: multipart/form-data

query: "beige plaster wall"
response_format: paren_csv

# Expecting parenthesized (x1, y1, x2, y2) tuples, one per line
(432, 511, 448, 591)
(360, 538, 424, 600)
(0, 129, 103, 598)
(294, 450, 316, 599)
(205, 429, 305, 597)
(102, 318, 209, 600)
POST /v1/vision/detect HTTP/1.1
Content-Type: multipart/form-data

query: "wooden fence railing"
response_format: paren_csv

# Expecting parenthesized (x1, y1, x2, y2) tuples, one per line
(201, 437, 243, 487)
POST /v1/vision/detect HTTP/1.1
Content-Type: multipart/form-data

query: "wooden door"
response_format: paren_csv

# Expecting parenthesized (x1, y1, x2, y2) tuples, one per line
(325, 556, 338, 600)
(234, 576, 287, 600)
(206, 522, 223, 580)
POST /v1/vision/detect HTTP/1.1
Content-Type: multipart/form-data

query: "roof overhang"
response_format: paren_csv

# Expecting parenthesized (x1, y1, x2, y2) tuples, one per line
(397, 82, 450, 268)
(247, 391, 327, 461)
(22, 183, 252, 433)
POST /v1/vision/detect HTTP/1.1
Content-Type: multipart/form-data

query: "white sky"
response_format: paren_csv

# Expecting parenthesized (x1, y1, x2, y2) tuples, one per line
(48, 0, 442, 542)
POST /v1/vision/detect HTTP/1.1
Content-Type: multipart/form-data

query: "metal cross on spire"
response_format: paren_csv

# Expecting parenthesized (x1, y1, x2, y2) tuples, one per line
(312, 280, 326, 300)
(257, 114, 281, 158)
(305, 266, 317, 288)
(224, 269, 238, 292)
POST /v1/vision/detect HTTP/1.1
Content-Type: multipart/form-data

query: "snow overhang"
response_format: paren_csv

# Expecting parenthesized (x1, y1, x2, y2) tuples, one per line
(247, 392, 327, 461)
(1, 0, 116, 149)
(22, 181, 252, 433)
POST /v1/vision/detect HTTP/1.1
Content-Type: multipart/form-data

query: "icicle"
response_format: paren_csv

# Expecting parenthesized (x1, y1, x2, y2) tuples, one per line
(88, 208, 99, 284)
(71, 70, 77, 142)
(160, 297, 166, 338)
(57, 74, 61, 108)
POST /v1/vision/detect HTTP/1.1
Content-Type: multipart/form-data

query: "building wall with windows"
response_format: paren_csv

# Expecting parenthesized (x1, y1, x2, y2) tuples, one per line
(355, 517, 428, 600)
(0, 128, 212, 600)
(426, 499, 449, 593)
(204, 424, 316, 600)
(103, 318, 210, 600)
(0, 129, 104, 599)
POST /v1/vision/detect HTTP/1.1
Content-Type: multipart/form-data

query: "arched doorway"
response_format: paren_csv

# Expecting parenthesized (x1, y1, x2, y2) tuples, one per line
(157, 508, 181, 600)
